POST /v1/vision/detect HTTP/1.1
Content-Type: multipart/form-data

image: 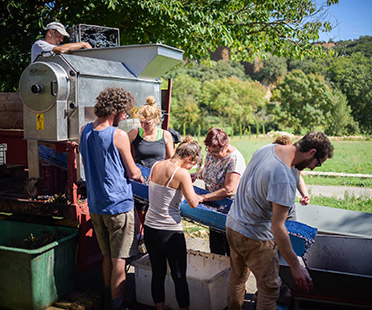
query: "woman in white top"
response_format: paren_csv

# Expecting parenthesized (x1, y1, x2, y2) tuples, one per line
(144, 136, 202, 310)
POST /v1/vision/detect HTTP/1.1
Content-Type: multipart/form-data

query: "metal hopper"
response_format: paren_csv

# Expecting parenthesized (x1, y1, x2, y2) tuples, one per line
(18, 44, 183, 180)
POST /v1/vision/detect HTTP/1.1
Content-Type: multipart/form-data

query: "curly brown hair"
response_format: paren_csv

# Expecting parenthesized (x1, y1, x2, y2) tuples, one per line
(94, 87, 135, 118)
(294, 131, 334, 159)
(273, 135, 292, 146)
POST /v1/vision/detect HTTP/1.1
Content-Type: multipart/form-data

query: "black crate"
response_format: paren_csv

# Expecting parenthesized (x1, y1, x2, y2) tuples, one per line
(69, 24, 120, 48)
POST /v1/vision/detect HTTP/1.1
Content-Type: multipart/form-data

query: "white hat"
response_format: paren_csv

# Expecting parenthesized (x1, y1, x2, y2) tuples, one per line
(45, 22, 70, 38)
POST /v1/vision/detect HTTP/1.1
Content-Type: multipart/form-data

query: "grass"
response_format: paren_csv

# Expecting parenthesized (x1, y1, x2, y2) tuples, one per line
(196, 135, 372, 188)
(228, 136, 372, 175)
(297, 194, 372, 213)
(193, 134, 372, 212)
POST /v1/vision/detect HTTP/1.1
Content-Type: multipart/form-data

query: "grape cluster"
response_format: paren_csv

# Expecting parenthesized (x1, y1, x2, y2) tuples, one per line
(81, 30, 118, 48)
(200, 202, 230, 214)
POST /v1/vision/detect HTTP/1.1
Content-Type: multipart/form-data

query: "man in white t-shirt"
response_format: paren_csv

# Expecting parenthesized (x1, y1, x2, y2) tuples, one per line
(31, 21, 92, 62)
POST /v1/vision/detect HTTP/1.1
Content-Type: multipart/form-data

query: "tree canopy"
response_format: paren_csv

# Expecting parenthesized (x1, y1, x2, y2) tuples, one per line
(271, 70, 358, 135)
(1, 0, 338, 91)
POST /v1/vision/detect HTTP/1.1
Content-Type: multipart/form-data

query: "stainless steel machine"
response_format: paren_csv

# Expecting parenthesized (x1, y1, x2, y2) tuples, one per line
(8, 44, 183, 271)
(19, 44, 183, 181)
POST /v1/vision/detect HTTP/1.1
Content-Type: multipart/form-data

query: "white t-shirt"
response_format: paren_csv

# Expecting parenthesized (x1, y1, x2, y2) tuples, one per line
(31, 40, 56, 62)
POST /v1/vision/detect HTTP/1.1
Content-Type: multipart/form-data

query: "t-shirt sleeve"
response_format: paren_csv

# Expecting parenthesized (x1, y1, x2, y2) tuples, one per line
(36, 40, 55, 53)
(266, 166, 297, 207)
(227, 151, 246, 175)
(31, 40, 55, 62)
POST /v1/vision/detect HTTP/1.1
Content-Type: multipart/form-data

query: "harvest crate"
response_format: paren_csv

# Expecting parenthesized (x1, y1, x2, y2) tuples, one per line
(132, 250, 230, 310)
(69, 24, 120, 48)
(0, 220, 78, 310)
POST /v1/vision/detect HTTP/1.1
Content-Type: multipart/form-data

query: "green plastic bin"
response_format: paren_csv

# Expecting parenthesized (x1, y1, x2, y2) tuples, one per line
(0, 220, 78, 310)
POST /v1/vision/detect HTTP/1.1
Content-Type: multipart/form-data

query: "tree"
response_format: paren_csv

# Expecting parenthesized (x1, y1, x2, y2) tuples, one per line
(201, 77, 267, 132)
(272, 70, 357, 135)
(1, 0, 338, 91)
(164, 60, 249, 82)
(323, 89, 359, 136)
(333, 36, 372, 58)
(169, 74, 202, 135)
(288, 57, 329, 76)
(254, 55, 288, 85)
(326, 53, 372, 134)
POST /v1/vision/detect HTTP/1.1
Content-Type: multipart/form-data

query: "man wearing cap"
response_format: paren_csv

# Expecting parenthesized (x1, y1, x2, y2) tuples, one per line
(31, 21, 92, 62)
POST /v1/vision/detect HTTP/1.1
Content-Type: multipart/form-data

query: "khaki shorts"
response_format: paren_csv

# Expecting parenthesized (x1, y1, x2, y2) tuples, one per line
(90, 209, 138, 259)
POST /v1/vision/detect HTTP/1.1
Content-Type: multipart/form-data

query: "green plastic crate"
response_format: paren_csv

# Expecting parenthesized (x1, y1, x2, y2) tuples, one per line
(0, 220, 78, 310)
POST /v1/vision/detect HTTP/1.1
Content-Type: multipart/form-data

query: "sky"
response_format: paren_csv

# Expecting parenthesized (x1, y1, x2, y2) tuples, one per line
(318, 0, 372, 42)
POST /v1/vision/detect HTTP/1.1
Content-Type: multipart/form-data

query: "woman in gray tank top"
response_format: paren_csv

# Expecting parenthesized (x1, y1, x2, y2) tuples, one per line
(144, 136, 202, 310)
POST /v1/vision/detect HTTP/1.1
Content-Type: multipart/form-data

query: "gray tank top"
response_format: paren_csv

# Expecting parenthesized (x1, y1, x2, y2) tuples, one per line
(144, 162, 184, 231)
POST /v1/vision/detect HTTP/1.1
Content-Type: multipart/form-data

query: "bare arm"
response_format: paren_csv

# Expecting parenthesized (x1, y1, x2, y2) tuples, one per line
(53, 42, 92, 54)
(201, 172, 241, 202)
(297, 171, 310, 205)
(179, 169, 201, 208)
(127, 128, 138, 159)
(127, 128, 137, 143)
(114, 129, 142, 181)
(164, 130, 175, 159)
(271, 202, 313, 292)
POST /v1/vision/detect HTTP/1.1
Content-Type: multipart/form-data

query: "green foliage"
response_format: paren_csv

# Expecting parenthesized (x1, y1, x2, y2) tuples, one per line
(287, 57, 329, 75)
(164, 60, 248, 82)
(333, 36, 372, 58)
(323, 89, 359, 136)
(1, 0, 338, 91)
(201, 77, 267, 132)
(272, 70, 358, 134)
(326, 53, 372, 134)
(254, 55, 288, 84)
(169, 74, 202, 135)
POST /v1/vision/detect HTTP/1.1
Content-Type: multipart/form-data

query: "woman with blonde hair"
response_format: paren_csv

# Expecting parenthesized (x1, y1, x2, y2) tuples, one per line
(128, 96, 174, 168)
(144, 136, 202, 310)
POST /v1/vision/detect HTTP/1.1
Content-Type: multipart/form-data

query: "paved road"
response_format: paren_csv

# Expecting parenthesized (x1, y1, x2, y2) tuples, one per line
(307, 184, 372, 199)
